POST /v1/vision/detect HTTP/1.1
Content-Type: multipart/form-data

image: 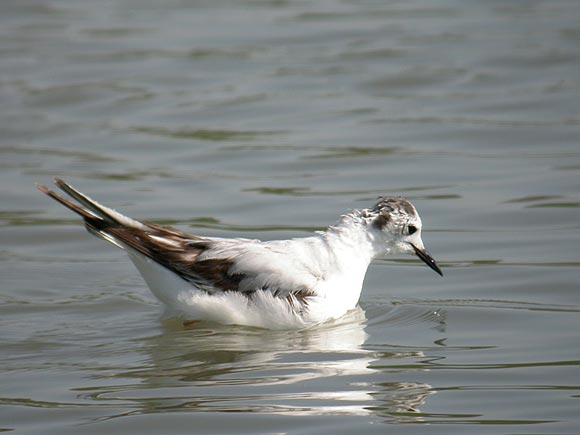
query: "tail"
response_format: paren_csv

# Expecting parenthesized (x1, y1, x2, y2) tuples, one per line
(36, 178, 148, 248)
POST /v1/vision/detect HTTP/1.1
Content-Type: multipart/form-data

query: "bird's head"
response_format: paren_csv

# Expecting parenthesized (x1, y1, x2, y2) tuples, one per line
(368, 197, 442, 276)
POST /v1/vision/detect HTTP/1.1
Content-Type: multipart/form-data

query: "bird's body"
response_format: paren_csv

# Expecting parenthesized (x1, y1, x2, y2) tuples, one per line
(37, 179, 441, 329)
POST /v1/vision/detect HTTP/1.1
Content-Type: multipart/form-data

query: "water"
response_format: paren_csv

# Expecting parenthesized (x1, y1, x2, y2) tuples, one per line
(1, 1, 580, 433)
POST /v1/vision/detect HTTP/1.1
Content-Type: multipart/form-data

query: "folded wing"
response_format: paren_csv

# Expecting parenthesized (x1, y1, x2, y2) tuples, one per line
(37, 179, 316, 303)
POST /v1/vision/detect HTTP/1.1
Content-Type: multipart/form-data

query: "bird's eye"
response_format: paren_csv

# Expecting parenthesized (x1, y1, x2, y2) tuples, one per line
(407, 225, 417, 235)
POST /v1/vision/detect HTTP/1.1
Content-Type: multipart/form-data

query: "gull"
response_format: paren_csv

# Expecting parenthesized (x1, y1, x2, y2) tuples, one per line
(37, 178, 442, 329)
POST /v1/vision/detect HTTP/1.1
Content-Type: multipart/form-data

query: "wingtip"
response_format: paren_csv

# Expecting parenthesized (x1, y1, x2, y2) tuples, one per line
(37, 178, 67, 195)
(36, 183, 50, 194)
(54, 177, 66, 188)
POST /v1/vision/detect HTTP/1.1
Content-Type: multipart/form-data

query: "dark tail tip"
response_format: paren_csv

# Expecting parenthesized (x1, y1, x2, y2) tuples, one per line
(36, 183, 51, 195)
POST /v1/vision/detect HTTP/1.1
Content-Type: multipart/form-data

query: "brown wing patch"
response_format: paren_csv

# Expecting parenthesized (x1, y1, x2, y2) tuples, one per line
(38, 181, 311, 301)
(144, 222, 200, 240)
(110, 225, 316, 303)
(190, 258, 245, 292)
(285, 287, 315, 309)
(99, 223, 245, 293)
(88, 218, 311, 300)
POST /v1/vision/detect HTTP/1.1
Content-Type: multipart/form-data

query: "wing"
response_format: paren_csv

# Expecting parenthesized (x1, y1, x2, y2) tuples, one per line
(37, 179, 317, 303)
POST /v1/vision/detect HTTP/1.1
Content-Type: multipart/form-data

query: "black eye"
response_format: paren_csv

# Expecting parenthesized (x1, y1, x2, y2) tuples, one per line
(408, 225, 417, 235)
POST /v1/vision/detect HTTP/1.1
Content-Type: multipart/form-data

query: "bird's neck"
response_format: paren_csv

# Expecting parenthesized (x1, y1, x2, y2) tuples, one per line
(319, 209, 387, 264)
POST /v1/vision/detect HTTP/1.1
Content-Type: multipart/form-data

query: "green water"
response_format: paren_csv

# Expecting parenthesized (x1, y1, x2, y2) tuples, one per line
(1, 1, 580, 434)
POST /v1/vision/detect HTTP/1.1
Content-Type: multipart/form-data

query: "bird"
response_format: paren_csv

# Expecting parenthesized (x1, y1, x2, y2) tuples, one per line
(37, 178, 442, 329)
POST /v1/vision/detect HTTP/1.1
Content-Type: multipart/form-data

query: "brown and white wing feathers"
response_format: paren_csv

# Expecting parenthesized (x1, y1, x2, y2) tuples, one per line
(37, 179, 317, 303)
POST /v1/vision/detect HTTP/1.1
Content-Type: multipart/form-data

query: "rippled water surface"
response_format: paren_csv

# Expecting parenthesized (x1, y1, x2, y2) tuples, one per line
(2, 1, 580, 434)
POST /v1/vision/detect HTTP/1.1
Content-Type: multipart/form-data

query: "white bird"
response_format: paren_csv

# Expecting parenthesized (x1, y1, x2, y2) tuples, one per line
(37, 178, 442, 329)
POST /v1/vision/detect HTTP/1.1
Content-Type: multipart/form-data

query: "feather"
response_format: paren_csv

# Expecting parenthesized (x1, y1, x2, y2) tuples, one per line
(37, 179, 317, 305)
(37, 178, 441, 327)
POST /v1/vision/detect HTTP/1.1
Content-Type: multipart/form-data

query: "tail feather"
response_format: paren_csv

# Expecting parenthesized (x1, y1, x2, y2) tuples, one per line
(36, 178, 146, 249)
(37, 178, 209, 276)
(53, 177, 147, 230)
(53, 177, 118, 225)
(36, 183, 100, 222)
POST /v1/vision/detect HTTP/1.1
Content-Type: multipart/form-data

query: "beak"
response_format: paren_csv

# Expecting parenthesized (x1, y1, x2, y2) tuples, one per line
(411, 244, 443, 277)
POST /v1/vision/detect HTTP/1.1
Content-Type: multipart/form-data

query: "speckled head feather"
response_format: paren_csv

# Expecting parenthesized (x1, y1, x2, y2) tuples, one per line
(370, 196, 418, 230)
(372, 196, 418, 217)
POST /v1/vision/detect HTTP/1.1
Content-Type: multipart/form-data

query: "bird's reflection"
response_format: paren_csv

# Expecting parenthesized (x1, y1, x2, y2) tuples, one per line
(83, 305, 446, 423)
(138, 307, 372, 386)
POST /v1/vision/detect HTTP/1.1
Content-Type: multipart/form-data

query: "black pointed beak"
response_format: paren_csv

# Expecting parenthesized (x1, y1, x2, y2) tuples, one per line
(411, 244, 443, 277)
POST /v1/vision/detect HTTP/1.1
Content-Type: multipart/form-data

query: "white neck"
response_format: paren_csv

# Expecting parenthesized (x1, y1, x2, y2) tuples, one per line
(320, 209, 388, 263)
(297, 209, 386, 313)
